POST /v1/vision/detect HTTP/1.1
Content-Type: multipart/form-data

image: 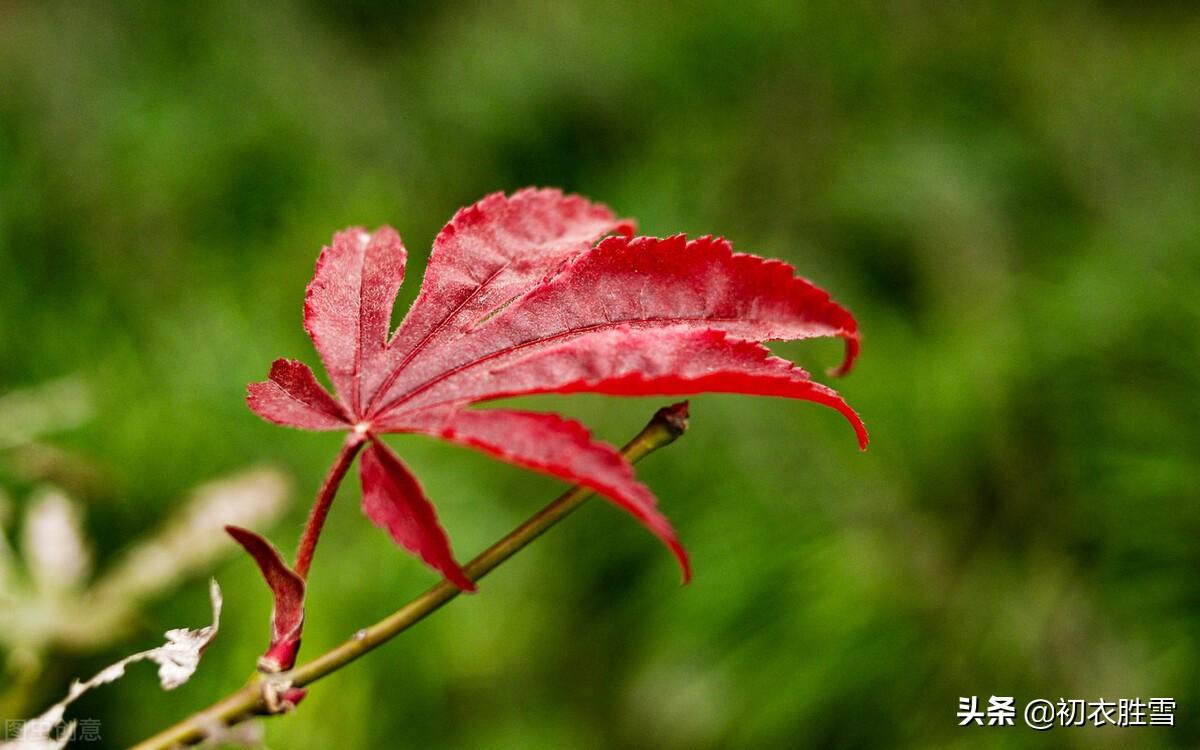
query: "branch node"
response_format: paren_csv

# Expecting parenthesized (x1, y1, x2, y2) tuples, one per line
(654, 401, 690, 438)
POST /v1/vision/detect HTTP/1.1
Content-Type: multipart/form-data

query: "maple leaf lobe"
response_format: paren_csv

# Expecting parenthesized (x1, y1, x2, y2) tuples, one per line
(359, 438, 475, 591)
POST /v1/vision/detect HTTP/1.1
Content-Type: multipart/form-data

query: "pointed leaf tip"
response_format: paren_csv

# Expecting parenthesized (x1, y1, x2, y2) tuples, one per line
(656, 525, 692, 584)
(829, 332, 861, 378)
(246, 358, 348, 431)
(677, 544, 692, 585)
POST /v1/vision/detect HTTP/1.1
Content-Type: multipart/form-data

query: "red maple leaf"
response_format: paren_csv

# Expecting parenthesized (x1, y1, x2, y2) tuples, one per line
(229, 188, 866, 670)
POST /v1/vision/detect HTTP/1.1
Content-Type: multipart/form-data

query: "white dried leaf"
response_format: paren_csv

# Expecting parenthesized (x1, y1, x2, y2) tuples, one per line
(117, 578, 223, 690)
(0, 581, 222, 749)
(2, 702, 72, 750)
(153, 597, 222, 689)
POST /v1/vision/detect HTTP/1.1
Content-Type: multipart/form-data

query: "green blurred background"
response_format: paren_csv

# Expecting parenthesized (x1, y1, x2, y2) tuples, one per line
(2, 1, 1199, 748)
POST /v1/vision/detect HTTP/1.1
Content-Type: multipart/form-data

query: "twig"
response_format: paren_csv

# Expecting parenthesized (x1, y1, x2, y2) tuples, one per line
(130, 402, 690, 750)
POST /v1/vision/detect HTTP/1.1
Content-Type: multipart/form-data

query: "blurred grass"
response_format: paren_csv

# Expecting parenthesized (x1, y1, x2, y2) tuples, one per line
(2, 1, 1199, 747)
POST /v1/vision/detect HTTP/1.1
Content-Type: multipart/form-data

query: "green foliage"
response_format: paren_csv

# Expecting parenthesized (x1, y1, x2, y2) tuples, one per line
(2, 1, 1198, 747)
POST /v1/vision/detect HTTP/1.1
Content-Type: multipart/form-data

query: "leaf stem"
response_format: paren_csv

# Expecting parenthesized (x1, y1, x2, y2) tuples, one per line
(293, 435, 365, 579)
(129, 402, 689, 750)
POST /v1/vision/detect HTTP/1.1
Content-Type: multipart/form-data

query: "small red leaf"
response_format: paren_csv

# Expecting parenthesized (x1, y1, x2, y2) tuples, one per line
(225, 525, 306, 671)
(246, 358, 349, 430)
(359, 439, 475, 591)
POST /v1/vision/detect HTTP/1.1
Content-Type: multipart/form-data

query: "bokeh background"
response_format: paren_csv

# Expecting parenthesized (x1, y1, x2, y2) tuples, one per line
(2, 2, 1199, 748)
